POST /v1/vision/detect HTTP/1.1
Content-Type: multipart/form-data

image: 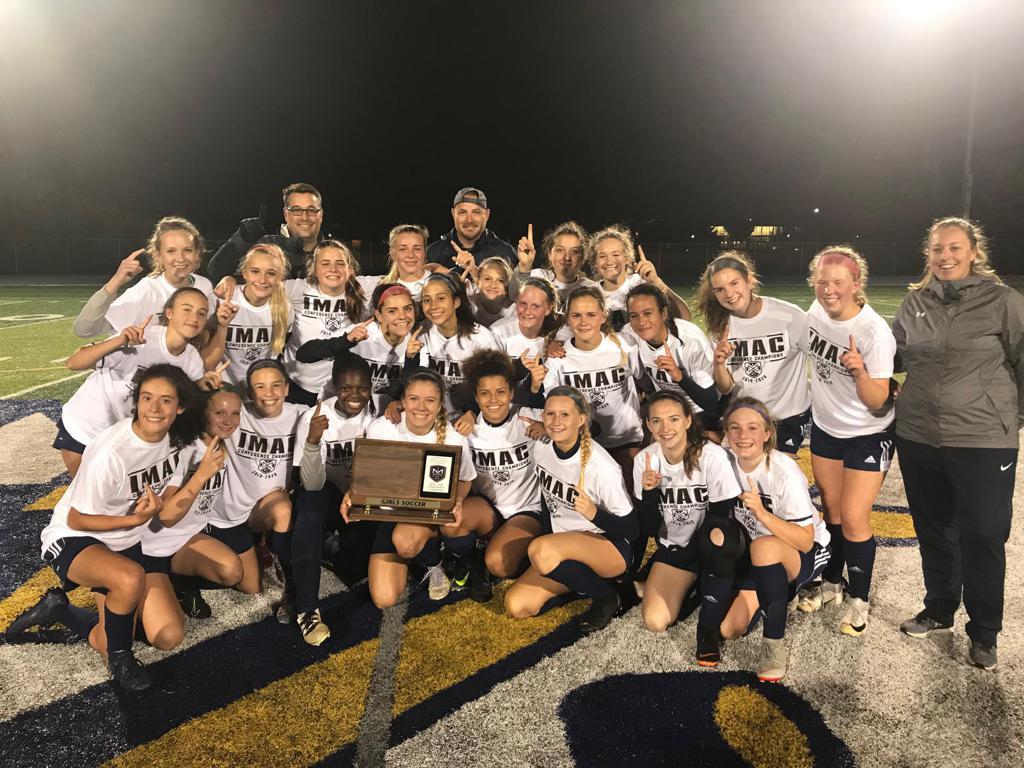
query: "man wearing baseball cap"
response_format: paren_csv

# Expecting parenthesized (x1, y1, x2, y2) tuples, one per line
(426, 186, 517, 270)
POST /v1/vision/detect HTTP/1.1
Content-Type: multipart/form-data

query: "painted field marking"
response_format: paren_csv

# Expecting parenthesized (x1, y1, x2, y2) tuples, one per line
(0, 366, 71, 373)
(0, 357, 10, 363)
(1, 370, 88, 398)
(49, 356, 69, 364)
(0, 300, 30, 307)
(0, 316, 68, 331)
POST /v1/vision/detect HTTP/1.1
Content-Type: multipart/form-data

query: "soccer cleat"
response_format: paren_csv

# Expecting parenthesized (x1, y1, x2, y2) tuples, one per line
(467, 550, 492, 604)
(5, 588, 69, 636)
(174, 584, 211, 620)
(695, 624, 723, 667)
(757, 637, 788, 682)
(899, 611, 953, 639)
(424, 563, 451, 601)
(969, 640, 997, 671)
(839, 597, 870, 637)
(796, 580, 844, 613)
(108, 649, 155, 693)
(578, 591, 620, 635)
(449, 560, 470, 593)
(297, 609, 331, 647)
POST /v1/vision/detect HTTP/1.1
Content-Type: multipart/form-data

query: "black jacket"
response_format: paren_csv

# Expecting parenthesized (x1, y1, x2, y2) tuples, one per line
(206, 229, 325, 285)
(426, 228, 516, 270)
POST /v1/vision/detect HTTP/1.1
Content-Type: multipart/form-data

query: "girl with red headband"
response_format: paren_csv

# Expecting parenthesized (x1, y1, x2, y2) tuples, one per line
(798, 246, 896, 637)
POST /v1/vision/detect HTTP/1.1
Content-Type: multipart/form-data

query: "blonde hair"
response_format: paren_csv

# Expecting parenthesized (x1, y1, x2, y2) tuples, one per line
(305, 239, 367, 323)
(145, 216, 205, 277)
(546, 386, 592, 487)
(237, 244, 290, 355)
(910, 216, 1001, 291)
(384, 224, 429, 283)
(478, 256, 512, 287)
(722, 396, 777, 469)
(696, 251, 760, 341)
(807, 245, 869, 307)
(403, 370, 448, 445)
(587, 225, 636, 276)
(565, 286, 628, 368)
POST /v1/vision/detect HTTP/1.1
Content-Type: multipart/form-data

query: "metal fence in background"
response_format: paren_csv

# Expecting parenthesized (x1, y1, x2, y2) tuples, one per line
(0, 236, 931, 280)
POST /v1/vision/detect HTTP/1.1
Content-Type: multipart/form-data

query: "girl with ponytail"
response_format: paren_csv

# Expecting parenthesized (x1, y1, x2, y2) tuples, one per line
(540, 286, 647, 488)
(202, 244, 294, 388)
(504, 386, 636, 634)
(340, 369, 477, 610)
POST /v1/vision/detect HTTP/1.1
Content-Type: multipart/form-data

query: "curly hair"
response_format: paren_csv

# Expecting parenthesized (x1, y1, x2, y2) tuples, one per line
(130, 363, 203, 448)
(696, 251, 760, 341)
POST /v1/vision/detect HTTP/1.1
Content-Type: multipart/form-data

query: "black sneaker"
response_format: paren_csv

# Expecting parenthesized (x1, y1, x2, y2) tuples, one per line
(5, 588, 69, 637)
(969, 640, 997, 670)
(108, 649, 155, 693)
(900, 610, 953, 639)
(696, 624, 723, 667)
(173, 582, 211, 620)
(578, 591, 620, 635)
(450, 560, 471, 593)
(467, 550, 492, 604)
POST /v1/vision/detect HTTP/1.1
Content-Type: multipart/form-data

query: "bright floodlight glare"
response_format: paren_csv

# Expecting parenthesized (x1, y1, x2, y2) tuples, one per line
(813, 208, 821, 214)
(879, 0, 963, 25)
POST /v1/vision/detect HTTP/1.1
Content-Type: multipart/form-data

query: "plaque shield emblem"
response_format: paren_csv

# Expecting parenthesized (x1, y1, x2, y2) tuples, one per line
(430, 465, 447, 483)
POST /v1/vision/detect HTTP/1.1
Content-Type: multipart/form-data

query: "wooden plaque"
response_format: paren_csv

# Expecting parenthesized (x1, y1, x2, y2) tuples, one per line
(347, 438, 460, 525)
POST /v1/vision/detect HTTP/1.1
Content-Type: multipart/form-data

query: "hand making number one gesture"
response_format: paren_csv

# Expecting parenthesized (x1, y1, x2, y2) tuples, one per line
(517, 223, 536, 273)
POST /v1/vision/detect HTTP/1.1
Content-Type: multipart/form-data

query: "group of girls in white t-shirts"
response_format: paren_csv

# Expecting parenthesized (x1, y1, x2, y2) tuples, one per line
(13, 209, 903, 691)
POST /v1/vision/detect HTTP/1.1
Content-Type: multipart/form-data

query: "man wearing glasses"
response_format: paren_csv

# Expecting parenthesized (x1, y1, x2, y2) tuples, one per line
(426, 187, 517, 271)
(207, 182, 327, 283)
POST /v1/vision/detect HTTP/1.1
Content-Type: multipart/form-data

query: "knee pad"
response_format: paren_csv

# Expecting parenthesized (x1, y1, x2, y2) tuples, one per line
(698, 516, 747, 577)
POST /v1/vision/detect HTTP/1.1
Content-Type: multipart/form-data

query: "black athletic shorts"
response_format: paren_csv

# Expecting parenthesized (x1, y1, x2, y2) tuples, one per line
(52, 417, 87, 455)
(776, 408, 812, 454)
(810, 421, 895, 472)
(650, 540, 701, 574)
(204, 522, 256, 555)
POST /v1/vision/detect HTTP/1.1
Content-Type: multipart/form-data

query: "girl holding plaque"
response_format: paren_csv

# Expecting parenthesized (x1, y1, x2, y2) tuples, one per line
(505, 386, 636, 634)
(341, 369, 477, 607)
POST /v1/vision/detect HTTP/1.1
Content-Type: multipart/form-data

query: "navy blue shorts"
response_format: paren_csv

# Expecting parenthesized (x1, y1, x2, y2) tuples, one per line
(43, 535, 104, 591)
(811, 421, 896, 472)
(204, 522, 255, 555)
(650, 540, 701, 574)
(504, 509, 543, 526)
(791, 542, 831, 597)
(52, 417, 87, 455)
(776, 408, 812, 454)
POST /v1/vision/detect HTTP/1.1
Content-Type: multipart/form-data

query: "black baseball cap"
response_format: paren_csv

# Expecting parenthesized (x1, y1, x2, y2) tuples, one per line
(452, 187, 488, 209)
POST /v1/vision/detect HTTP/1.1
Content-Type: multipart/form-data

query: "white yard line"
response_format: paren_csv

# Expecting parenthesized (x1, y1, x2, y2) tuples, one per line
(0, 316, 68, 331)
(1, 371, 88, 398)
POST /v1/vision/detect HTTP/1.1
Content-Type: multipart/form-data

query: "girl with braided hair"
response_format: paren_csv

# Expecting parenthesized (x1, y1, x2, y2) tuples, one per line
(505, 386, 636, 634)
(341, 369, 477, 608)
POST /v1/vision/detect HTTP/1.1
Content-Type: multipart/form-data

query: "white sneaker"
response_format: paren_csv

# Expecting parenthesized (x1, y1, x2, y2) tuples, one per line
(757, 637, 788, 682)
(297, 609, 331, 647)
(796, 580, 844, 613)
(424, 563, 451, 601)
(840, 597, 869, 637)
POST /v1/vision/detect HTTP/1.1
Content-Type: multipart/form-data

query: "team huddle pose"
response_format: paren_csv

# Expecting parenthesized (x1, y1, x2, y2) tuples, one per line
(7, 183, 1023, 694)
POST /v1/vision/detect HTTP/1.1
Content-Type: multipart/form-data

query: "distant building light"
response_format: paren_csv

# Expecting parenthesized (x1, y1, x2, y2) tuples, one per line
(813, 207, 821, 214)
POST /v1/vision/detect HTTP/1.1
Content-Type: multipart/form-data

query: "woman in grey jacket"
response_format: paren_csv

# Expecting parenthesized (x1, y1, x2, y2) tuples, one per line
(893, 216, 1024, 670)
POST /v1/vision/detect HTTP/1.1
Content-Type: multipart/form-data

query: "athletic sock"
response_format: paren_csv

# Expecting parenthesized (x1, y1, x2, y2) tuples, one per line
(822, 523, 845, 583)
(104, 606, 134, 653)
(442, 532, 476, 559)
(542, 560, 613, 599)
(412, 536, 442, 569)
(843, 536, 876, 602)
(269, 530, 293, 564)
(751, 563, 789, 640)
(697, 572, 733, 630)
(50, 603, 99, 641)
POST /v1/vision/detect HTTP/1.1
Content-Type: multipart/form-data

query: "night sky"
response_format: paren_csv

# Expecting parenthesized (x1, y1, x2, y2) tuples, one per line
(1, 0, 1022, 264)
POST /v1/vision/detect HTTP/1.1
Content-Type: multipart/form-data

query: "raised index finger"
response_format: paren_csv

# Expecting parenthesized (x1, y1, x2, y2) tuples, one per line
(747, 476, 758, 494)
(140, 314, 153, 330)
(527, 223, 533, 242)
(848, 335, 858, 353)
(216, 359, 231, 374)
(645, 452, 651, 471)
(313, 400, 322, 417)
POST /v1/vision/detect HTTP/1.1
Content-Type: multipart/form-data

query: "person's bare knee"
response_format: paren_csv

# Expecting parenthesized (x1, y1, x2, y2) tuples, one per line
(149, 622, 184, 651)
(527, 538, 560, 574)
